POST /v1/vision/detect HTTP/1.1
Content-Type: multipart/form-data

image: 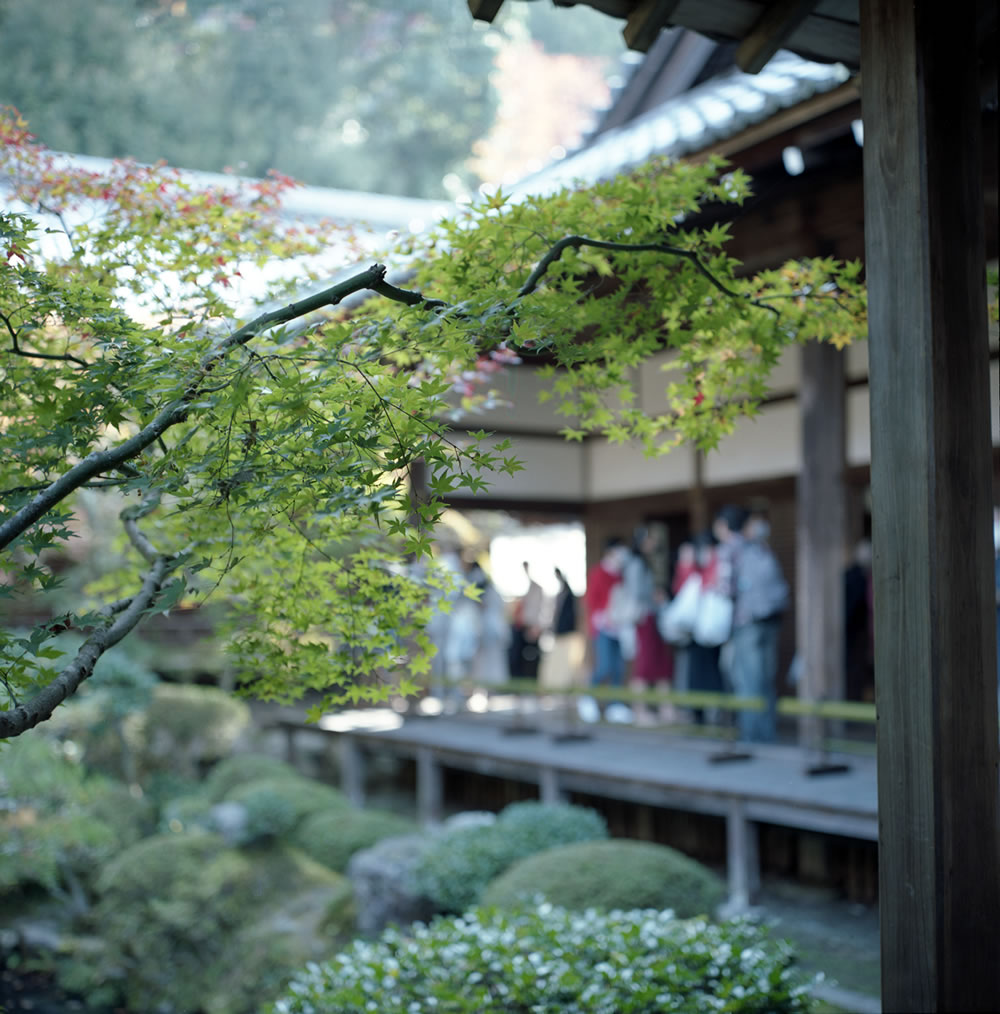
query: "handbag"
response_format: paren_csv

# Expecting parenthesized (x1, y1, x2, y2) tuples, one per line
(658, 573, 702, 645)
(692, 587, 733, 648)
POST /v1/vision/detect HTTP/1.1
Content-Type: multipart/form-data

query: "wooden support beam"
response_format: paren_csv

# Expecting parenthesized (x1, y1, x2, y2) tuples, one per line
(416, 746, 444, 825)
(339, 737, 366, 807)
(623, 0, 681, 53)
(538, 765, 565, 804)
(860, 1, 1000, 1009)
(467, 0, 504, 23)
(736, 0, 820, 74)
(725, 799, 760, 910)
(796, 341, 846, 750)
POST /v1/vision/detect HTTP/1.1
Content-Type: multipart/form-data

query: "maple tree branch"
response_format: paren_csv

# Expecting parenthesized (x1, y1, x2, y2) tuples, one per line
(517, 235, 781, 317)
(0, 264, 392, 552)
(0, 553, 175, 738)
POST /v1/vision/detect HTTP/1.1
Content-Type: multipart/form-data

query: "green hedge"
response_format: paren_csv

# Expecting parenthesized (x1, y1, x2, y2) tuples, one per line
(67, 832, 354, 1014)
(272, 904, 817, 1014)
(292, 808, 416, 872)
(411, 801, 608, 914)
(226, 776, 350, 825)
(481, 838, 726, 918)
(203, 753, 306, 802)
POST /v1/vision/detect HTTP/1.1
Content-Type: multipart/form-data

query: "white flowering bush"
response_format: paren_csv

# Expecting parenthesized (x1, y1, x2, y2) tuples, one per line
(271, 903, 818, 1014)
(412, 801, 608, 913)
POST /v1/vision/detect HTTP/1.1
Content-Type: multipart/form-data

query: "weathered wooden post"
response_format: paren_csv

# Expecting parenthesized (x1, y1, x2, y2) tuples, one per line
(797, 341, 846, 755)
(860, 1, 1000, 1008)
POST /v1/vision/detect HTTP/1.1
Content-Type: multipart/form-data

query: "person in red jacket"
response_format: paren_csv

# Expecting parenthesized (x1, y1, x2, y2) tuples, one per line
(585, 537, 630, 693)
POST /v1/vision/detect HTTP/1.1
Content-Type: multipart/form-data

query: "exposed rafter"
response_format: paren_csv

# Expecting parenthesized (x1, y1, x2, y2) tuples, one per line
(623, 0, 681, 52)
(736, 0, 822, 74)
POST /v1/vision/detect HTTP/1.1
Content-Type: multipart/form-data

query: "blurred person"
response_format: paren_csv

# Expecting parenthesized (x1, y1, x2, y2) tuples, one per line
(442, 556, 483, 705)
(685, 533, 726, 725)
(539, 566, 585, 690)
(622, 528, 673, 722)
(715, 508, 789, 742)
(584, 537, 630, 710)
(844, 538, 873, 701)
(508, 560, 544, 679)
(469, 560, 510, 687)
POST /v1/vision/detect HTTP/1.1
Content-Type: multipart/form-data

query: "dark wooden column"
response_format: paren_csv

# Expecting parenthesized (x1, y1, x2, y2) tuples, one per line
(860, 2, 1000, 1010)
(796, 341, 845, 747)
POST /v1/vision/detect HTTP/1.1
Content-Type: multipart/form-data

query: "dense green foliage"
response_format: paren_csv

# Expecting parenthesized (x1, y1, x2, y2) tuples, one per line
(227, 775, 350, 822)
(0, 109, 867, 738)
(204, 751, 307, 800)
(272, 903, 817, 1013)
(412, 800, 608, 913)
(80, 834, 354, 1014)
(0, 734, 150, 912)
(481, 838, 727, 917)
(292, 807, 417, 872)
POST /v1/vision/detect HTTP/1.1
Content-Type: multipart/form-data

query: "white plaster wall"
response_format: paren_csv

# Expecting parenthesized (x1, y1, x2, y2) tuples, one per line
(845, 339, 869, 381)
(444, 367, 571, 434)
(450, 435, 585, 501)
(587, 439, 695, 500)
(703, 401, 802, 485)
(846, 385, 871, 466)
(766, 345, 801, 396)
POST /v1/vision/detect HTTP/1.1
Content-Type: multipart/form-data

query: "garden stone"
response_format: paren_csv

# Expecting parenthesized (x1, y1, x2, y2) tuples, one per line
(348, 832, 437, 935)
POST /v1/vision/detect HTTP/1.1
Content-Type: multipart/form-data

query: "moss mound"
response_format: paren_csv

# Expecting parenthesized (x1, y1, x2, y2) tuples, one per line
(481, 838, 725, 918)
(81, 832, 353, 1014)
(293, 807, 417, 873)
(203, 753, 304, 802)
(412, 801, 608, 914)
(226, 776, 350, 826)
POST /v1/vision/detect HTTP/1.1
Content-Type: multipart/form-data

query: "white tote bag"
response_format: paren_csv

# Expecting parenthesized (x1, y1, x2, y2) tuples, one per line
(658, 573, 702, 645)
(692, 587, 733, 648)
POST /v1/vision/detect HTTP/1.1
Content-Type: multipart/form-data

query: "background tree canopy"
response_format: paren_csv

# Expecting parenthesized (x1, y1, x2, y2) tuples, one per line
(0, 110, 866, 738)
(0, 0, 623, 199)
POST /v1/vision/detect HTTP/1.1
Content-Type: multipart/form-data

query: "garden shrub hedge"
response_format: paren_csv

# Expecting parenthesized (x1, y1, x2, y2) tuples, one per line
(292, 807, 417, 872)
(225, 776, 350, 826)
(481, 838, 726, 918)
(272, 903, 817, 1014)
(412, 800, 608, 913)
(74, 832, 355, 1014)
(204, 753, 305, 801)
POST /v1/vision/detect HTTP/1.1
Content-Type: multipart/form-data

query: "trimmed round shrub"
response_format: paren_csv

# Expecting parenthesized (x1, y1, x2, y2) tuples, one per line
(226, 776, 350, 826)
(293, 808, 417, 872)
(271, 904, 817, 1014)
(204, 753, 305, 802)
(495, 799, 608, 850)
(412, 801, 608, 914)
(481, 838, 726, 918)
(234, 785, 299, 845)
(136, 683, 251, 777)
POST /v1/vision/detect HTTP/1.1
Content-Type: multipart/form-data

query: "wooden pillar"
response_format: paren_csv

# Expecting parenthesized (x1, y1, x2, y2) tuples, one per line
(796, 341, 846, 748)
(416, 746, 443, 825)
(860, 2, 1000, 1010)
(725, 799, 760, 911)
(339, 736, 365, 807)
(538, 766, 565, 804)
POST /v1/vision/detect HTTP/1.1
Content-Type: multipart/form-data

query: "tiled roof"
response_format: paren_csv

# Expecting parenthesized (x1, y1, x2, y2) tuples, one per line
(513, 51, 851, 198)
